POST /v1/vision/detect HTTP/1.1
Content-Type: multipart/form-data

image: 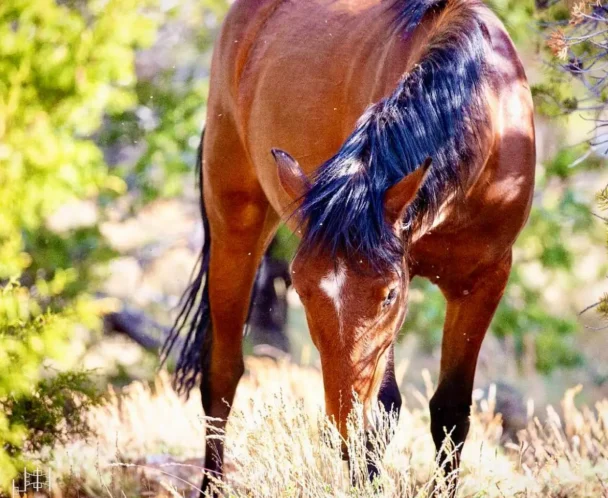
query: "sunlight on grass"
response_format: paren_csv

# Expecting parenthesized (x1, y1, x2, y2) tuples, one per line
(53, 357, 608, 497)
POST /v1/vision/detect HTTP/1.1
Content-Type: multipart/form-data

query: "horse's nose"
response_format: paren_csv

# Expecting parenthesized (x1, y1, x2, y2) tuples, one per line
(322, 362, 384, 435)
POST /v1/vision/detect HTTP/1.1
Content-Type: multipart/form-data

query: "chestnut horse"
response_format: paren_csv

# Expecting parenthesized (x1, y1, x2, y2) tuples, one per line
(162, 0, 535, 494)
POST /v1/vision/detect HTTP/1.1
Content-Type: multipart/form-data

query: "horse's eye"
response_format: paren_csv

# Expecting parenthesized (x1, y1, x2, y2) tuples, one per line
(383, 288, 398, 307)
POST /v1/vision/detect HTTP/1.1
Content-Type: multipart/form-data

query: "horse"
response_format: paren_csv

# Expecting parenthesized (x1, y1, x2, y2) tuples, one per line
(162, 0, 535, 495)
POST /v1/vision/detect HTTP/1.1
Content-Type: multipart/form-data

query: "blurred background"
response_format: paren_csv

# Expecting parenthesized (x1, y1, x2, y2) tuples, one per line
(0, 0, 607, 493)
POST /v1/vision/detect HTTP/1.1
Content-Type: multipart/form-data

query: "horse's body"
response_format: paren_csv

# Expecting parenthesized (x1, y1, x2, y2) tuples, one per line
(164, 0, 535, 494)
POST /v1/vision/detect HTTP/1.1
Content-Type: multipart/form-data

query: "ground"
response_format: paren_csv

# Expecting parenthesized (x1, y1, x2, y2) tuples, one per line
(52, 357, 608, 498)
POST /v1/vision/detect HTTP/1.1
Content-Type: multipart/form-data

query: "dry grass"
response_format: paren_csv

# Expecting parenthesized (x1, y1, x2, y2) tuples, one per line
(52, 357, 608, 498)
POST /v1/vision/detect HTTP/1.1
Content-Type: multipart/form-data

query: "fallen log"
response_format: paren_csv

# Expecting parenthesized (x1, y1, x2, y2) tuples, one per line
(103, 306, 182, 359)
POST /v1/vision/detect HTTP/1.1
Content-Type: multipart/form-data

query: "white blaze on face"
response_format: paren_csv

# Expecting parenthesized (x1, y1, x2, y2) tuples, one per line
(320, 260, 347, 315)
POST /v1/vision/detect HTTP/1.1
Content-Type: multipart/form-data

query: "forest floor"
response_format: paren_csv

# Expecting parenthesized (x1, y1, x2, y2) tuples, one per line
(52, 357, 608, 498)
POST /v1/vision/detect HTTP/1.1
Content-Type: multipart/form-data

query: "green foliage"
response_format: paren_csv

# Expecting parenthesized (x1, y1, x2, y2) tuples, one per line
(536, 1, 608, 118)
(486, 0, 536, 43)
(538, 1, 608, 331)
(99, 1, 228, 206)
(535, 329, 583, 373)
(5, 371, 103, 454)
(402, 278, 446, 352)
(0, 0, 167, 488)
(532, 75, 580, 118)
(272, 225, 301, 261)
(598, 186, 608, 320)
(599, 295, 608, 318)
(0, 0, 158, 278)
(0, 282, 103, 489)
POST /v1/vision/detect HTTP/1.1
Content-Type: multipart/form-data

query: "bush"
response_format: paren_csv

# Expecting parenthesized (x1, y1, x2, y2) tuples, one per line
(0, 0, 160, 488)
(598, 186, 608, 319)
(0, 282, 104, 489)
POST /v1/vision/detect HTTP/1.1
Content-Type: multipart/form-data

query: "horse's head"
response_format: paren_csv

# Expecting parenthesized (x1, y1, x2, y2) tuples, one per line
(272, 149, 431, 435)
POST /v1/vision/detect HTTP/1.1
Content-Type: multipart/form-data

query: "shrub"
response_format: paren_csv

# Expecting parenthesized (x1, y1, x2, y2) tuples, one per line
(0, 282, 104, 489)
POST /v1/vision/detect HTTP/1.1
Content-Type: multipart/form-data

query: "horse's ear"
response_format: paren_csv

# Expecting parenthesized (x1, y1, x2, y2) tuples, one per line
(272, 148, 310, 201)
(384, 157, 432, 225)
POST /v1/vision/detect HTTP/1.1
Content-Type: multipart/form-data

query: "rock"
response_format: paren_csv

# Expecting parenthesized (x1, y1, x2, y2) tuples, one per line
(475, 381, 528, 443)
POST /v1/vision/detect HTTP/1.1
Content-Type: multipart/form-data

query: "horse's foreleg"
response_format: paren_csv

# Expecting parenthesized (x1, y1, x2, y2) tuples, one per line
(430, 253, 512, 496)
(201, 194, 278, 495)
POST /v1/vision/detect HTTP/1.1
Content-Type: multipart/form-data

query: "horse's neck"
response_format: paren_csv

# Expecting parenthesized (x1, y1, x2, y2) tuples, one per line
(340, 6, 439, 118)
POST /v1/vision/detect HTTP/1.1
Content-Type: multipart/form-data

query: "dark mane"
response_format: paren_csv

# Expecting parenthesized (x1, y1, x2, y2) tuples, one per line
(295, 0, 488, 270)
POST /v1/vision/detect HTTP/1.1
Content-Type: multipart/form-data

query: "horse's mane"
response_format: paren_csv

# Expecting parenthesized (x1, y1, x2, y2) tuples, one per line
(295, 0, 488, 270)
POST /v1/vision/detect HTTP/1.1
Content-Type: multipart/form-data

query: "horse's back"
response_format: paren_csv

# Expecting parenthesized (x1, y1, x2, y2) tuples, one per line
(210, 0, 428, 213)
(207, 0, 533, 227)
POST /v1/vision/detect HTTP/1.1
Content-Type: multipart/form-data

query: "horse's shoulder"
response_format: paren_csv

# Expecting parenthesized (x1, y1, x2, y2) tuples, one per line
(211, 0, 286, 97)
(474, 8, 528, 84)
